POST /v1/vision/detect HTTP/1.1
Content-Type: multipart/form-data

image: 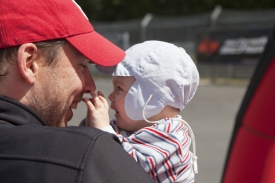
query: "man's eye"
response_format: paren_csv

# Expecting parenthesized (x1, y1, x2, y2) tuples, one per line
(81, 64, 87, 68)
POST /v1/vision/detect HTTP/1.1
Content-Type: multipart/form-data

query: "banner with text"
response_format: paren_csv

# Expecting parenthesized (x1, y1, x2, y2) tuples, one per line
(196, 28, 271, 65)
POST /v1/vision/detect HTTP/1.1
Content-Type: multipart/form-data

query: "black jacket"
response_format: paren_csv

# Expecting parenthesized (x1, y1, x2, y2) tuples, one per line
(0, 95, 154, 183)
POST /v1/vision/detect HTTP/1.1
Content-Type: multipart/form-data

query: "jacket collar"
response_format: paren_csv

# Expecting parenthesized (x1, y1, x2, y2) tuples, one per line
(0, 95, 47, 126)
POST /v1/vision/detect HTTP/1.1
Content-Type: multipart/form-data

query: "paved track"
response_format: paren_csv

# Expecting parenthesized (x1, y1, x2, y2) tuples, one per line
(69, 78, 247, 183)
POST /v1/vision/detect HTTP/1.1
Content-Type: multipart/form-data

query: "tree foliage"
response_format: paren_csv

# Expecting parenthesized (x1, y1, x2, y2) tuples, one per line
(76, 0, 275, 22)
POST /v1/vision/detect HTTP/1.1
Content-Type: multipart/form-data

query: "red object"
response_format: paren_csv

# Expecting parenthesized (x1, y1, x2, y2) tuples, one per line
(197, 37, 220, 57)
(222, 27, 275, 183)
(0, 0, 125, 66)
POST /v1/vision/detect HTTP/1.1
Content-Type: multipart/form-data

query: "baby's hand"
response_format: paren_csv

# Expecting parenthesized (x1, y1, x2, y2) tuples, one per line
(83, 91, 110, 129)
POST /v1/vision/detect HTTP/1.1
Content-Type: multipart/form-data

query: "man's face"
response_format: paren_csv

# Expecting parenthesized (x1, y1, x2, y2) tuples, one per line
(30, 43, 95, 127)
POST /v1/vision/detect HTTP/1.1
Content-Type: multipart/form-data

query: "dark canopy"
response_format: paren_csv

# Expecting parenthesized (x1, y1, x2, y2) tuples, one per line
(222, 24, 275, 183)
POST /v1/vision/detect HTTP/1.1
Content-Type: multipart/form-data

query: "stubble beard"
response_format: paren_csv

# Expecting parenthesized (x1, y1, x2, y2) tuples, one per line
(28, 69, 68, 127)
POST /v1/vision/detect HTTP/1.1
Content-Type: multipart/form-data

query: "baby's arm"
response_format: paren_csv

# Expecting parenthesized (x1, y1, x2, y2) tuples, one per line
(83, 91, 110, 129)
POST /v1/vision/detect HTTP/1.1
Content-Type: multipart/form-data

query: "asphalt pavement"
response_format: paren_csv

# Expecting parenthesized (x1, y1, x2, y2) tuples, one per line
(68, 77, 248, 183)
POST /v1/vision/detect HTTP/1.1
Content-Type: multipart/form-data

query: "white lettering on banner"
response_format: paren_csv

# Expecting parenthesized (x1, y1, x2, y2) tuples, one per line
(72, 0, 89, 20)
(219, 36, 268, 55)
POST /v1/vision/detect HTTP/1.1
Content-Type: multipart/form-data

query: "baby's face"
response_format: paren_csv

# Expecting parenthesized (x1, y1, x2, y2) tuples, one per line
(108, 76, 150, 131)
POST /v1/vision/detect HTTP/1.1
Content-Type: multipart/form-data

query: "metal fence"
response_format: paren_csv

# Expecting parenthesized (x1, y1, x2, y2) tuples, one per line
(197, 64, 256, 79)
(91, 9, 275, 81)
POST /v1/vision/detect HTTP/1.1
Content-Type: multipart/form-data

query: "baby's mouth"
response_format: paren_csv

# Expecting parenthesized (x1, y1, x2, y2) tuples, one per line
(111, 106, 118, 114)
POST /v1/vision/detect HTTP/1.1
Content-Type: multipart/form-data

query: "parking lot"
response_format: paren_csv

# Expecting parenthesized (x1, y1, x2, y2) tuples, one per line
(69, 78, 248, 183)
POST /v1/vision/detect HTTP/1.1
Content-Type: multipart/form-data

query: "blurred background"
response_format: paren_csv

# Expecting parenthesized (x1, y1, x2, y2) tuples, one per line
(75, 0, 275, 83)
(71, 1, 275, 182)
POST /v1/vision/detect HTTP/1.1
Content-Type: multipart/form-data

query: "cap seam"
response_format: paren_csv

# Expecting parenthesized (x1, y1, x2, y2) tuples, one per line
(0, 3, 7, 46)
(53, 0, 69, 36)
(66, 30, 94, 39)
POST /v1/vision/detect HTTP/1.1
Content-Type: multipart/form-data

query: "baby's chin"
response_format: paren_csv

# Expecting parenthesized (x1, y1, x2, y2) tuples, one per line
(116, 121, 132, 131)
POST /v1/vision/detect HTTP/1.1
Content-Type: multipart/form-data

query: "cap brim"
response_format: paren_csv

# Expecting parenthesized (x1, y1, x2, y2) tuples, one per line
(66, 31, 125, 66)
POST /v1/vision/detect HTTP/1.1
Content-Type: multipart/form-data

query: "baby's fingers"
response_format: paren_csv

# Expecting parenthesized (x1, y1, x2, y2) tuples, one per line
(98, 91, 109, 108)
(91, 93, 102, 109)
(97, 91, 104, 97)
(83, 97, 95, 111)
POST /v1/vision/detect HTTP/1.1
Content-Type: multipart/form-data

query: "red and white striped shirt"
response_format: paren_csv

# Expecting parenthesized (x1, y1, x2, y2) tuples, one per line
(104, 116, 195, 183)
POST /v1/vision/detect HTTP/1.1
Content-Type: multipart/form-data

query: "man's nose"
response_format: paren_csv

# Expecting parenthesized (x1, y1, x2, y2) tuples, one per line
(84, 69, 96, 94)
(108, 92, 114, 102)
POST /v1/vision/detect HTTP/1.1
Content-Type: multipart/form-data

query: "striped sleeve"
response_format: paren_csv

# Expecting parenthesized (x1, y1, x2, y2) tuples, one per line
(110, 118, 195, 183)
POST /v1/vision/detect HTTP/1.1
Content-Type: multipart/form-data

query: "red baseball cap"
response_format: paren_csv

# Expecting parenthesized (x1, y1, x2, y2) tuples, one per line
(0, 0, 125, 66)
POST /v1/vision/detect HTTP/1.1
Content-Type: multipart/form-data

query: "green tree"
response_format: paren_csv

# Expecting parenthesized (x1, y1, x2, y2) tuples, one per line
(76, 0, 275, 22)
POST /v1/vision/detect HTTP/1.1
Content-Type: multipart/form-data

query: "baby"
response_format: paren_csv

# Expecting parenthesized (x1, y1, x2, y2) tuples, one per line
(83, 40, 199, 183)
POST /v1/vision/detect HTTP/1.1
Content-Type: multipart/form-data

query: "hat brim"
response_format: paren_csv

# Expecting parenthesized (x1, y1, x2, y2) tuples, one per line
(66, 31, 125, 66)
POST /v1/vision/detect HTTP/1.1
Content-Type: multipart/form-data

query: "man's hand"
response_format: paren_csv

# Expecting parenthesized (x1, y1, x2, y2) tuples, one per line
(83, 91, 110, 129)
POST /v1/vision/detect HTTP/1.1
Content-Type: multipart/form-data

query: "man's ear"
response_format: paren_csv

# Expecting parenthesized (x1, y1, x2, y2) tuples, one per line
(17, 43, 39, 84)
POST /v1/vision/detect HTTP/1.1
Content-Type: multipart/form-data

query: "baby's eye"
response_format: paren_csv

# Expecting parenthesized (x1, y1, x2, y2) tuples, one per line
(117, 86, 123, 91)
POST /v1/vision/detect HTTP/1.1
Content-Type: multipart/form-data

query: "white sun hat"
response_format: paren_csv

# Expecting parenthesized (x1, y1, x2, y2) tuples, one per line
(96, 40, 199, 120)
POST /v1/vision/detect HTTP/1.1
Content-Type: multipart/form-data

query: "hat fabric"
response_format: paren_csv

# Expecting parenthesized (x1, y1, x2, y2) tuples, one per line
(0, 0, 125, 66)
(98, 40, 200, 120)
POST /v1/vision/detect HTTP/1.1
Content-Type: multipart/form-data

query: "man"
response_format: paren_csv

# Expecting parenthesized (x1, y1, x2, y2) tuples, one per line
(0, 0, 154, 183)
